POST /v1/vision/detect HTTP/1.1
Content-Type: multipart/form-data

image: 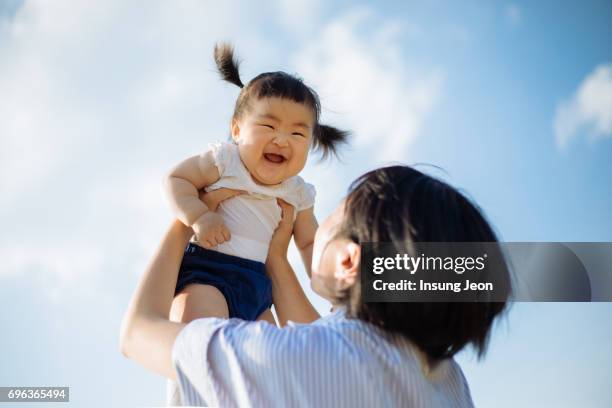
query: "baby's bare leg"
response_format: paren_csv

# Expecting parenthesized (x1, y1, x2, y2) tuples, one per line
(256, 308, 277, 325)
(169, 283, 229, 323)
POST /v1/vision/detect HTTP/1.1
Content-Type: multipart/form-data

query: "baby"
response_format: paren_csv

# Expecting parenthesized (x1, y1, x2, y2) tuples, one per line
(164, 43, 348, 326)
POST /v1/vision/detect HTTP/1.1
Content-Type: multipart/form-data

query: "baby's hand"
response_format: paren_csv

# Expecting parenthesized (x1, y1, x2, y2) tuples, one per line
(192, 211, 231, 248)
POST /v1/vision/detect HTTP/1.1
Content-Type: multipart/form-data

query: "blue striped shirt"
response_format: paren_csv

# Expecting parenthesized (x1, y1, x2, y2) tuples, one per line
(171, 308, 474, 407)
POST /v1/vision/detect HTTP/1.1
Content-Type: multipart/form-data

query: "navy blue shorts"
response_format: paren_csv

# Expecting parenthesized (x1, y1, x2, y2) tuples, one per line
(175, 243, 272, 321)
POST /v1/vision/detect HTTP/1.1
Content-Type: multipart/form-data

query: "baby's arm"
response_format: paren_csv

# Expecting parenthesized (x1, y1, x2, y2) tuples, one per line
(163, 151, 229, 247)
(293, 207, 318, 278)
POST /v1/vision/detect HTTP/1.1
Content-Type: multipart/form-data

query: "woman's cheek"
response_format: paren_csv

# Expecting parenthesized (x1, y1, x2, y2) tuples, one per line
(311, 244, 322, 277)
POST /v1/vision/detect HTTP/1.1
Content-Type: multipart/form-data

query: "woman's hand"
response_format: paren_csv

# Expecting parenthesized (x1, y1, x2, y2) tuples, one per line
(199, 187, 245, 211)
(267, 199, 295, 263)
(266, 199, 320, 325)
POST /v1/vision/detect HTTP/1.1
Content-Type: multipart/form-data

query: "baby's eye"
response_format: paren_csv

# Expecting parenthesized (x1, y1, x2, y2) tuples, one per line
(293, 132, 306, 137)
(259, 124, 275, 130)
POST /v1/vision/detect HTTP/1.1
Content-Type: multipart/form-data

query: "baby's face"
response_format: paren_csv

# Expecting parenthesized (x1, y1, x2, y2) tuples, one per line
(231, 97, 314, 185)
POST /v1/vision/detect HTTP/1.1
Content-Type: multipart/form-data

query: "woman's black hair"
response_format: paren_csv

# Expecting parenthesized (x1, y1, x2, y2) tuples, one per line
(336, 165, 511, 362)
(214, 43, 349, 160)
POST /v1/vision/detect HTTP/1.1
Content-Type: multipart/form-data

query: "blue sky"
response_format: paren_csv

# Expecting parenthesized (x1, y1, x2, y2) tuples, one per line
(1, 1, 611, 407)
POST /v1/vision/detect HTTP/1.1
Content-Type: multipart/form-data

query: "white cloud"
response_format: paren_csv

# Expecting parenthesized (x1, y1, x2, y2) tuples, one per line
(0, 166, 169, 305)
(274, 0, 323, 36)
(0, 242, 104, 303)
(554, 63, 612, 149)
(85, 167, 170, 258)
(291, 8, 444, 162)
(504, 4, 522, 27)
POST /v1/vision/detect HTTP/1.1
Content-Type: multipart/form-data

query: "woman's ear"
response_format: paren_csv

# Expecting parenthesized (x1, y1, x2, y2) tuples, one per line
(333, 240, 361, 290)
(230, 118, 241, 142)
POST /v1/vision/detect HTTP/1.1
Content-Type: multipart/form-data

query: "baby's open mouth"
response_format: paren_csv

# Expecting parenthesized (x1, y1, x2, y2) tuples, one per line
(263, 153, 286, 164)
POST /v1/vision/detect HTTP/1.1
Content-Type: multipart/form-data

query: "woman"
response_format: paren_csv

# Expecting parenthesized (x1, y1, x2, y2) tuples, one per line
(120, 165, 510, 407)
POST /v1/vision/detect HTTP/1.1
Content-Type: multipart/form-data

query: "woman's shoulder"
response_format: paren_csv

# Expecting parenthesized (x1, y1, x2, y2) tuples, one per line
(279, 310, 370, 349)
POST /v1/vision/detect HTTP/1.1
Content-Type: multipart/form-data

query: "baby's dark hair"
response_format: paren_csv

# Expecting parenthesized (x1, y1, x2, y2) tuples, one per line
(214, 43, 349, 160)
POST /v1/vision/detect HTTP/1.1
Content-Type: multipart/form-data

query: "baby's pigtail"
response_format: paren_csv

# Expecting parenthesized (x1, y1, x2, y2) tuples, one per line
(313, 124, 350, 160)
(214, 43, 244, 88)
